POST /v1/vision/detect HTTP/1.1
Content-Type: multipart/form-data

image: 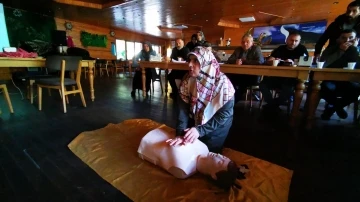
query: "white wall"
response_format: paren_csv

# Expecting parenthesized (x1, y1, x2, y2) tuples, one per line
(0, 3, 10, 52)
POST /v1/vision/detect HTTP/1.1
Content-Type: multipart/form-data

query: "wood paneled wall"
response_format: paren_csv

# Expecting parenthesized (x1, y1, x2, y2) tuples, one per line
(55, 18, 169, 59)
(0, 18, 170, 80)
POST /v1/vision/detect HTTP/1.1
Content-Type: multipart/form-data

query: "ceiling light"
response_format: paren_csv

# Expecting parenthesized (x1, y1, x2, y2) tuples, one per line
(239, 16, 255, 22)
(333, 2, 338, 4)
(251, 4, 254, 6)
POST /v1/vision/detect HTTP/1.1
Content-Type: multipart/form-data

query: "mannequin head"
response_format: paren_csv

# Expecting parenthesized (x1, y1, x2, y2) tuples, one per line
(197, 152, 238, 189)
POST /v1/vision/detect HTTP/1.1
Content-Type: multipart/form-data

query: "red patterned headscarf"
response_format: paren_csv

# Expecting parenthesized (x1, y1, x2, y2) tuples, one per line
(179, 47, 235, 125)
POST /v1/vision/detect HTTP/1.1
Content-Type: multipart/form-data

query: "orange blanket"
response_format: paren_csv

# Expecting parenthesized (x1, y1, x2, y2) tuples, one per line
(68, 119, 293, 202)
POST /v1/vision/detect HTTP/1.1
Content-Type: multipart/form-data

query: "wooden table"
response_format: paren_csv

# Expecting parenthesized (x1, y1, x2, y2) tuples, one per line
(140, 61, 310, 124)
(306, 68, 360, 129)
(0, 57, 96, 101)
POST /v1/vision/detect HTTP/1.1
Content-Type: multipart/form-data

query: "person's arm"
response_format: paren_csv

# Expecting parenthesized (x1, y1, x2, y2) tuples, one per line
(132, 52, 142, 67)
(176, 96, 190, 136)
(346, 46, 359, 62)
(242, 46, 265, 65)
(321, 45, 344, 66)
(315, 22, 336, 55)
(182, 47, 190, 59)
(302, 45, 309, 57)
(226, 48, 241, 64)
(195, 98, 234, 137)
(170, 48, 176, 60)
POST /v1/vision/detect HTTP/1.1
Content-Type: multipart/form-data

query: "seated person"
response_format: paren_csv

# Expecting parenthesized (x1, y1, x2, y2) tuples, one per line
(259, 31, 308, 111)
(138, 127, 242, 189)
(168, 38, 190, 98)
(170, 47, 235, 153)
(319, 29, 360, 120)
(131, 41, 156, 97)
(185, 34, 197, 51)
(226, 34, 264, 103)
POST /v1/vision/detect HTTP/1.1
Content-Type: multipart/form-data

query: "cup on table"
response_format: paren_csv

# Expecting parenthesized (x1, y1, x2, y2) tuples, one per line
(317, 61, 325, 69)
(272, 59, 280, 66)
(178, 57, 183, 61)
(347, 62, 356, 69)
(294, 59, 299, 66)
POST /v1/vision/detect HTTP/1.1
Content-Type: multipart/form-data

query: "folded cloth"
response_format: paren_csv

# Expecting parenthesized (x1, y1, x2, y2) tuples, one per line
(0, 48, 38, 58)
(68, 119, 293, 202)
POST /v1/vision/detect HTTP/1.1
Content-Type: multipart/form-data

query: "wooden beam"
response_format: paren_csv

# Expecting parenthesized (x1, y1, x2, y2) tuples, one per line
(54, 0, 102, 9)
(102, 0, 135, 8)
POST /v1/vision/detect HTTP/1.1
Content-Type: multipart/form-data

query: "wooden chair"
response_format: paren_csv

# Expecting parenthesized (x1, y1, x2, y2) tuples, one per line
(245, 76, 263, 108)
(100, 60, 112, 77)
(37, 56, 86, 113)
(0, 84, 14, 114)
(150, 68, 163, 94)
(114, 60, 125, 77)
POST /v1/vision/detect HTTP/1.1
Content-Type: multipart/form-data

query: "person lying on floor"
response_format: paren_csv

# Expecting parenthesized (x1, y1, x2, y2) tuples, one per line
(138, 128, 248, 190)
(318, 29, 360, 120)
(170, 47, 235, 154)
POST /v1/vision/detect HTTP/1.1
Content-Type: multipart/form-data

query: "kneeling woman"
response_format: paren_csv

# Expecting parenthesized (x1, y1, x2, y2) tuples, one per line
(131, 41, 156, 96)
(168, 47, 235, 153)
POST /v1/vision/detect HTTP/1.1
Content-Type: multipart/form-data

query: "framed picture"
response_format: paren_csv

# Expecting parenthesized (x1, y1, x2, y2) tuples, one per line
(253, 20, 327, 45)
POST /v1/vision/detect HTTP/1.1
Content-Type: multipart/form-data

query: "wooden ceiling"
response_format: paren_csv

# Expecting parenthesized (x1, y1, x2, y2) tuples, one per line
(1, 0, 355, 39)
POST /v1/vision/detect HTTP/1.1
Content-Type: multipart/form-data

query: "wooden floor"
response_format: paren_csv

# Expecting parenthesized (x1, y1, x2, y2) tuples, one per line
(0, 75, 359, 202)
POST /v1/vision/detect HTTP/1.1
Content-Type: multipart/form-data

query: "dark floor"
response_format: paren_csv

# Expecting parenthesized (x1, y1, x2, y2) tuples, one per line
(0, 75, 360, 202)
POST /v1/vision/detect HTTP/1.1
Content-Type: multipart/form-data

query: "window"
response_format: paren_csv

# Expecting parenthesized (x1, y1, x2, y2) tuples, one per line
(115, 40, 126, 60)
(126, 41, 135, 60)
(152, 45, 160, 55)
(115, 39, 161, 60)
(134, 42, 142, 56)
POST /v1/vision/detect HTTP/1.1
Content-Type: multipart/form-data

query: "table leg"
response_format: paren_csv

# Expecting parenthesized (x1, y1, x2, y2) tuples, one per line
(306, 80, 322, 129)
(88, 62, 95, 101)
(142, 67, 146, 97)
(290, 79, 306, 126)
(165, 69, 168, 94)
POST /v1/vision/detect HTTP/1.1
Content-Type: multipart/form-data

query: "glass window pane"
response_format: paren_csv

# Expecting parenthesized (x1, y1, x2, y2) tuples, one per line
(126, 41, 135, 60)
(153, 45, 159, 55)
(134, 42, 142, 56)
(115, 40, 126, 60)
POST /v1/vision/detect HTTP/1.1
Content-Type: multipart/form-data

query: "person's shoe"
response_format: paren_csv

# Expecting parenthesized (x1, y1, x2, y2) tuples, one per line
(335, 108, 348, 119)
(320, 106, 335, 120)
(131, 91, 135, 97)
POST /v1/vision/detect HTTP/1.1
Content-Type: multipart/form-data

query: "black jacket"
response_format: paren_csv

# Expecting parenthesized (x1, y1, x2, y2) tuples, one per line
(315, 14, 360, 55)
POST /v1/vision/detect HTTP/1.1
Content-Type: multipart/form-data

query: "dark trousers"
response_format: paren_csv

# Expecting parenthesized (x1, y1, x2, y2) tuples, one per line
(321, 81, 360, 109)
(227, 74, 260, 103)
(259, 77, 296, 106)
(132, 68, 152, 92)
(167, 70, 187, 94)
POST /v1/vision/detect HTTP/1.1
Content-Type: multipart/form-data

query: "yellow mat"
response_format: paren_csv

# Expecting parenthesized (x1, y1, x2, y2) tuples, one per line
(68, 119, 293, 202)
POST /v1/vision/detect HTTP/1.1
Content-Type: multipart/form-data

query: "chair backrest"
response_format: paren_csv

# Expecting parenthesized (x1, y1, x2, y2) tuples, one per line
(45, 56, 82, 71)
(151, 68, 161, 82)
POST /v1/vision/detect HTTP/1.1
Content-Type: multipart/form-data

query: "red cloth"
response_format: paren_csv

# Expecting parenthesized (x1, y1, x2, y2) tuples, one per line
(67, 36, 75, 48)
(0, 48, 38, 58)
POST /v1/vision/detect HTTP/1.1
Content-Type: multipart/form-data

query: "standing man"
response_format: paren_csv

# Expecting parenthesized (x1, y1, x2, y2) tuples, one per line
(259, 31, 308, 111)
(168, 38, 190, 98)
(315, 1, 360, 59)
